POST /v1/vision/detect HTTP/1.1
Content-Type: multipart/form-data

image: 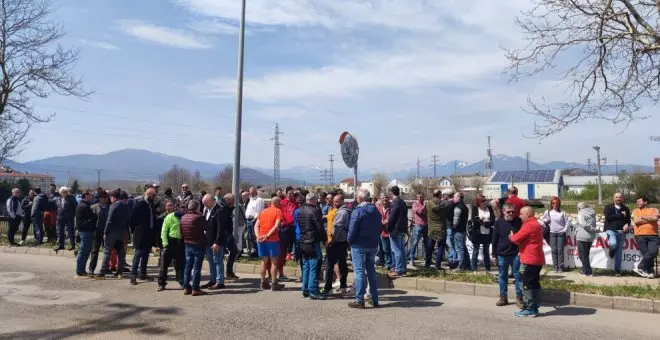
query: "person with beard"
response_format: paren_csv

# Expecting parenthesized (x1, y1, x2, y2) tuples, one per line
(492, 203, 523, 308)
(129, 187, 157, 285)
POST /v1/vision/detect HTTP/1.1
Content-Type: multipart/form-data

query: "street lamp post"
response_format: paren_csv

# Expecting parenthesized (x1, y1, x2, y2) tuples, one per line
(593, 146, 603, 205)
(232, 0, 246, 227)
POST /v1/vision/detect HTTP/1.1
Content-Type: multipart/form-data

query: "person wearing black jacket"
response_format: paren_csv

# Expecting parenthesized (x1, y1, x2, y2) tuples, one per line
(603, 192, 632, 275)
(75, 191, 97, 276)
(386, 186, 409, 278)
(491, 202, 523, 308)
(129, 187, 157, 285)
(89, 191, 110, 275)
(298, 193, 327, 300)
(202, 193, 233, 290)
(94, 189, 130, 279)
(20, 190, 35, 245)
(451, 192, 470, 271)
(469, 196, 494, 272)
(55, 187, 77, 252)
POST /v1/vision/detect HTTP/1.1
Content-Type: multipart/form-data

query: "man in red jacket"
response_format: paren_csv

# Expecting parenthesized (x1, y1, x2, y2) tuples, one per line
(509, 206, 544, 318)
(277, 187, 298, 281)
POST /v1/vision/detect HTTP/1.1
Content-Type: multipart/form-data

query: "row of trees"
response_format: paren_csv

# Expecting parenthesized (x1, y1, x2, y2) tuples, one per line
(158, 165, 253, 194)
(370, 172, 487, 198)
(564, 172, 660, 203)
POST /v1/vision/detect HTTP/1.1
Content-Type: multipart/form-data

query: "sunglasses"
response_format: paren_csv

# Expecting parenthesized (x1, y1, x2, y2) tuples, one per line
(505, 211, 515, 215)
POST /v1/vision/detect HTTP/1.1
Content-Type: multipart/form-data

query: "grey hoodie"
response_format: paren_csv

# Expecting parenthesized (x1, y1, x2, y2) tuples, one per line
(331, 205, 351, 243)
(575, 207, 598, 242)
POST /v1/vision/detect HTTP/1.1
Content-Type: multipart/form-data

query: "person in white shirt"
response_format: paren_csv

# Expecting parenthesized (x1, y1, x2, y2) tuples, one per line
(245, 187, 265, 257)
(6, 188, 24, 246)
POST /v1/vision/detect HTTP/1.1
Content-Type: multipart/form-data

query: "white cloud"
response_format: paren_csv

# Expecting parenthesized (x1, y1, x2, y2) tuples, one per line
(118, 20, 211, 49)
(187, 19, 239, 35)
(79, 39, 119, 50)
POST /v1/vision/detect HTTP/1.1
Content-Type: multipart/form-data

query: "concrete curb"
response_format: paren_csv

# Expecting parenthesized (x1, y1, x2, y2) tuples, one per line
(3, 245, 658, 313)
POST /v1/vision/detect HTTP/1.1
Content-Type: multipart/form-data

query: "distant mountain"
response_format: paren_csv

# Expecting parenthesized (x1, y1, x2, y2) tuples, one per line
(4, 150, 653, 186)
(5, 149, 277, 185)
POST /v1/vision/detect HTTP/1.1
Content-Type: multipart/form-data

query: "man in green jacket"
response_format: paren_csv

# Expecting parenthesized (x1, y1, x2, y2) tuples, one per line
(425, 189, 448, 269)
(158, 201, 186, 291)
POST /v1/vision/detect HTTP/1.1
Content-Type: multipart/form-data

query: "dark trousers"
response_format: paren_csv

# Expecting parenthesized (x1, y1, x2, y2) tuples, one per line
(247, 219, 257, 256)
(521, 264, 542, 310)
(226, 235, 239, 275)
(100, 239, 126, 274)
(88, 231, 104, 273)
(323, 242, 348, 290)
(276, 226, 293, 273)
(577, 240, 593, 275)
(637, 235, 660, 274)
(32, 215, 44, 243)
(7, 216, 22, 244)
(56, 218, 75, 248)
(131, 248, 150, 279)
(425, 238, 445, 268)
(21, 216, 32, 241)
(158, 238, 184, 286)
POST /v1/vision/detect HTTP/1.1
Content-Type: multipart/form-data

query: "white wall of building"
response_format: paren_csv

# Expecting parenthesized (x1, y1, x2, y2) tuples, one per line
(483, 183, 560, 200)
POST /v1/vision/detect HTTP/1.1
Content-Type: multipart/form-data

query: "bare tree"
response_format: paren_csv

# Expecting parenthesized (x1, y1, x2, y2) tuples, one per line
(371, 172, 389, 197)
(505, 0, 660, 137)
(158, 165, 192, 191)
(450, 175, 465, 192)
(214, 165, 233, 191)
(469, 176, 486, 193)
(0, 115, 28, 164)
(191, 169, 202, 192)
(0, 0, 89, 161)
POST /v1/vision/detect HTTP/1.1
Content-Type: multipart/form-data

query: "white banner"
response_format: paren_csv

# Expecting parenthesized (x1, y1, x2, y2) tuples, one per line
(466, 223, 642, 271)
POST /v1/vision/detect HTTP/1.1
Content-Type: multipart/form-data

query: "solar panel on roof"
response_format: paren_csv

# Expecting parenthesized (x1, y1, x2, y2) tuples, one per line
(491, 170, 555, 183)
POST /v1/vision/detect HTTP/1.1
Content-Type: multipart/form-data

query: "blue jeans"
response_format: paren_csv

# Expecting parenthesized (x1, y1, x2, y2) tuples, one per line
(184, 244, 205, 291)
(425, 238, 445, 268)
(56, 218, 75, 248)
(452, 230, 469, 270)
(471, 242, 491, 271)
(446, 227, 457, 265)
(32, 215, 43, 243)
(131, 248, 150, 278)
(606, 230, 624, 273)
(76, 231, 93, 274)
(408, 225, 428, 263)
(206, 246, 225, 285)
(389, 232, 407, 275)
(377, 236, 392, 269)
(498, 255, 522, 297)
(302, 242, 321, 296)
(352, 247, 378, 305)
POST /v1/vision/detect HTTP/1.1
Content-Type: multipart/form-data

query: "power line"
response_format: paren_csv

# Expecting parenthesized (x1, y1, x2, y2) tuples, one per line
(431, 155, 439, 178)
(416, 157, 421, 179)
(525, 152, 531, 171)
(329, 154, 334, 186)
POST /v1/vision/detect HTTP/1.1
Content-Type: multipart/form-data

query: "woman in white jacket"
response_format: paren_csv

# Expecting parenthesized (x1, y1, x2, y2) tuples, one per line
(543, 196, 570, 273)
(575, 202, 598, 276)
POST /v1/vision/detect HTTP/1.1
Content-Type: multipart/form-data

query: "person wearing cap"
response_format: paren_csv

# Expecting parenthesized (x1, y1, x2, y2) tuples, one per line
(297, 192, 327, 300)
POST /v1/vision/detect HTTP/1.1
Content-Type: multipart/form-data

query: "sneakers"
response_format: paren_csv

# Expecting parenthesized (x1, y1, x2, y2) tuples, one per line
(75, 272, 88, 278)
(261, 281, 271, 290)
(336, 288, 348, 296)
(157, 285, 166, 292)
(192, 290, 208, 296)
(633, 268, 647, 278)
(18, 240, 25, 246)
(271, 282, 285, 291)
(496, 296, 508, 307)
(366, 298, 379, 308)
(348, 301, 365, 309)
(319, 288, 331, 295)
(514, 309, 538, 318)
(302, 292, 310, 298)
(332, 281, 341, 288)
(226, 273, 240, 280)
(309, 294, 327, 300)
(279, 275, 291, 282)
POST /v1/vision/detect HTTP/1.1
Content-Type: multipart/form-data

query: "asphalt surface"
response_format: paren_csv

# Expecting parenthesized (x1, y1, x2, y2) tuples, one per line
(1, 253, 659, 340)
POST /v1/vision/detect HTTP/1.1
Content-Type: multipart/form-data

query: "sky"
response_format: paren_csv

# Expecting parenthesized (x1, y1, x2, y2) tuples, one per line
(17, 0, 660, 171)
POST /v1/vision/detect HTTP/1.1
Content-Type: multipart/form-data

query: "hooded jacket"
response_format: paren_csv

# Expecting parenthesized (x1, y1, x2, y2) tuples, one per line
(330, 205, 351, 243)
(426, 197, 448, 241)
(575, 207, 598, 242)
(348, 202, 381, 249)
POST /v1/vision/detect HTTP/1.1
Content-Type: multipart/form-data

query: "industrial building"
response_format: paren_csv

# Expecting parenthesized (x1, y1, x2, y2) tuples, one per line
(483, 170, 562, 200)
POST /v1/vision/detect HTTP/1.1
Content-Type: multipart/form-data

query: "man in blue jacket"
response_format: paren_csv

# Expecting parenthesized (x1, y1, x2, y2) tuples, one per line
(387, 186, 409, 278)
(348, 189, 381, 309)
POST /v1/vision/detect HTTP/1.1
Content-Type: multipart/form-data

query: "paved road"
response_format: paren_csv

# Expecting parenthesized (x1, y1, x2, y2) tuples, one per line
(1, 254, 659, 340)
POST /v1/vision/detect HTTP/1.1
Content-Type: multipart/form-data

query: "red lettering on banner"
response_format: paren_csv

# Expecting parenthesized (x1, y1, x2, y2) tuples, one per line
(564, 235, 574, 247)
(625, 237, 639, 250)
(594, 237, 606, 249)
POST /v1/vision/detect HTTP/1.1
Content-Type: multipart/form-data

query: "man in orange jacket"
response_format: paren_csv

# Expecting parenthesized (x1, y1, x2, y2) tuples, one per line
(509, 206, 545, 318)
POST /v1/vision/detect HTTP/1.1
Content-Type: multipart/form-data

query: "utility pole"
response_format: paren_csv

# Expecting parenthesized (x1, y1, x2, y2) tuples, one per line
(320, 169, 329, 186)
(416, 157, 421, 180)
(272, 123, 283, 189)
(431, 155, 439, 178)
(329, 154, 335, 186)
(485, 136, 494, 175)
(615, 160, 619, 176)
(594, 146, 603, 205)
(67, 170, 71, 186)
(525, 152, 531, 171)
(587, 158, 592, 172)
(231, 0, 247, 237)
(95, 169, 102, 189)
(454, 161, 457, 176)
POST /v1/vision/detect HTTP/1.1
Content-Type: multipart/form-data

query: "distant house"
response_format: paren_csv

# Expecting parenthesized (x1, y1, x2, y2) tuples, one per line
(562, 175, 618, 194)
(386, 179, 412, 195)
(339, 178, 355, 195)
(483, 170, 562, 200)
(0, 171, 55, 192)
(359, 181, 375, 196)
(439, 177, 452, 189)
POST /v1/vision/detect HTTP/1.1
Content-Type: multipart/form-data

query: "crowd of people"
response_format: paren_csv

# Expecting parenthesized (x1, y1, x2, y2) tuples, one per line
(4, 181, 658, 316)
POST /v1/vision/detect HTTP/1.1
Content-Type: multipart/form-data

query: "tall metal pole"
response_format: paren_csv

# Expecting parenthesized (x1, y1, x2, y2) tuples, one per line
(232, 0, 246, 228)
(354, 162, 358, 198)
(594, 146, 603, 205)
